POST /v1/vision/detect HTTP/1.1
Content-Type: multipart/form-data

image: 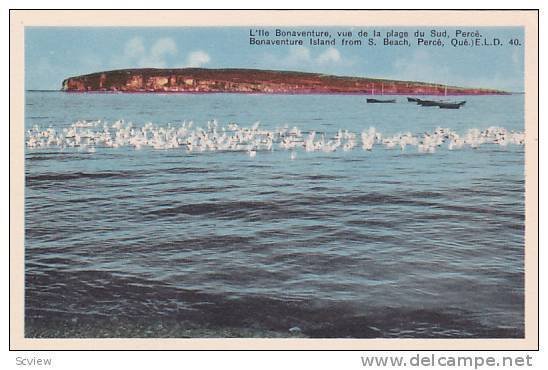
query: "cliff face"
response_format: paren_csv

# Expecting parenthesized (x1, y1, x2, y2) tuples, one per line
(62, 68, 509, 95)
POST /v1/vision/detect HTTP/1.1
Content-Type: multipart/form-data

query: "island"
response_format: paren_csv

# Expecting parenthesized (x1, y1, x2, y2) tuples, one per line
(62, 68, 509, 95)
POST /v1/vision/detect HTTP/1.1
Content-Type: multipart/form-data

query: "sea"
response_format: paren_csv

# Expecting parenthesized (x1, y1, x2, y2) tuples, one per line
(24, 91, 525, 338)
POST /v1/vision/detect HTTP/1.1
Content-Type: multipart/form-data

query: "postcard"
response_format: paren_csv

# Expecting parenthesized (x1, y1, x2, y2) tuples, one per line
(9, 10, 538, 350)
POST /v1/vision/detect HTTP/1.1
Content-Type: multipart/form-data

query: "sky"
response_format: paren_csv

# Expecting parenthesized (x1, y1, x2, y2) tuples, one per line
(25, 27, 524, 92)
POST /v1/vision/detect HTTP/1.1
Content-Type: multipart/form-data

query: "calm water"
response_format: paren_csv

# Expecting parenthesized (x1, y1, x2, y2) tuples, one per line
(25, 92, 524, 338)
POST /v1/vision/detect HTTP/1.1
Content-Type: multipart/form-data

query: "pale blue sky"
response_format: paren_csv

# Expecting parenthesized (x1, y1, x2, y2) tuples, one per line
(25, 27, 524, 91)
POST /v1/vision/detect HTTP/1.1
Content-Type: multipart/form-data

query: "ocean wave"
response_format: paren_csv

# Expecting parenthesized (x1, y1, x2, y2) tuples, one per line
(26, 170, 138, 183)
(24, 269, 523, 338)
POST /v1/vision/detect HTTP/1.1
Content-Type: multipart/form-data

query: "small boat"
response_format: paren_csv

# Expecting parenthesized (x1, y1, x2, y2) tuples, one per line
(417, 99, 442, 107)
(407, 97, 419, 102)
(438, 101, 466, 109)
(367, 98, 396, 103)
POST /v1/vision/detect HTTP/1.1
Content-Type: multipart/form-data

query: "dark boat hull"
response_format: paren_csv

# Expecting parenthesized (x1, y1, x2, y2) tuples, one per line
(417, 99, 441, 106)
(438, 101, 466, 109)
(417, 99, 466, 108)
(367, 98, 396, 103)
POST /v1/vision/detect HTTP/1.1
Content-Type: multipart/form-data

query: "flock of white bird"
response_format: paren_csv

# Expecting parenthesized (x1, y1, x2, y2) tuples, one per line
(25, 119, 525, 157)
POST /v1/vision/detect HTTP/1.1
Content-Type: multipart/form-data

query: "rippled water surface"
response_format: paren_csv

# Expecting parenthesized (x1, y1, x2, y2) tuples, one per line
(25, 92, 524, 338)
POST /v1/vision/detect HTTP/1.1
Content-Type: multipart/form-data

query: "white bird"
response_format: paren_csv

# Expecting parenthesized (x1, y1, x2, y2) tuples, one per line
(25, 121, 525, 157)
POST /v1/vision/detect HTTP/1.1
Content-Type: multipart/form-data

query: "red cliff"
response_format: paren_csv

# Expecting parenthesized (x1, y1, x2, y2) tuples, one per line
(61, 68, 509, 95)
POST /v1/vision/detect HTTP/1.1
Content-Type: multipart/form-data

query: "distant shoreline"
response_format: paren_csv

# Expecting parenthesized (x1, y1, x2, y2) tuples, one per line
(61, 68, 510, 96)
(28, 90, 523, 96)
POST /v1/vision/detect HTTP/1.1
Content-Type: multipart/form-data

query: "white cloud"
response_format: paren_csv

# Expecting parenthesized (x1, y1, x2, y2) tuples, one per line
(138, 38, 178, 68)
(150, 38, 177, 59)
(124, 37, 146, 59)
(317, 48, 341, 64)
(114, 37, 178, 68)
(112, 40, 212, 70)
(185, 50, 211, 67)
(267, 46, 350, 72)
(283, 46, 312, 65)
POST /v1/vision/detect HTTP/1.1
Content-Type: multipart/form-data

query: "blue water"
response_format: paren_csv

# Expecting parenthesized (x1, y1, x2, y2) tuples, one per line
(25, 92, 524, 338)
